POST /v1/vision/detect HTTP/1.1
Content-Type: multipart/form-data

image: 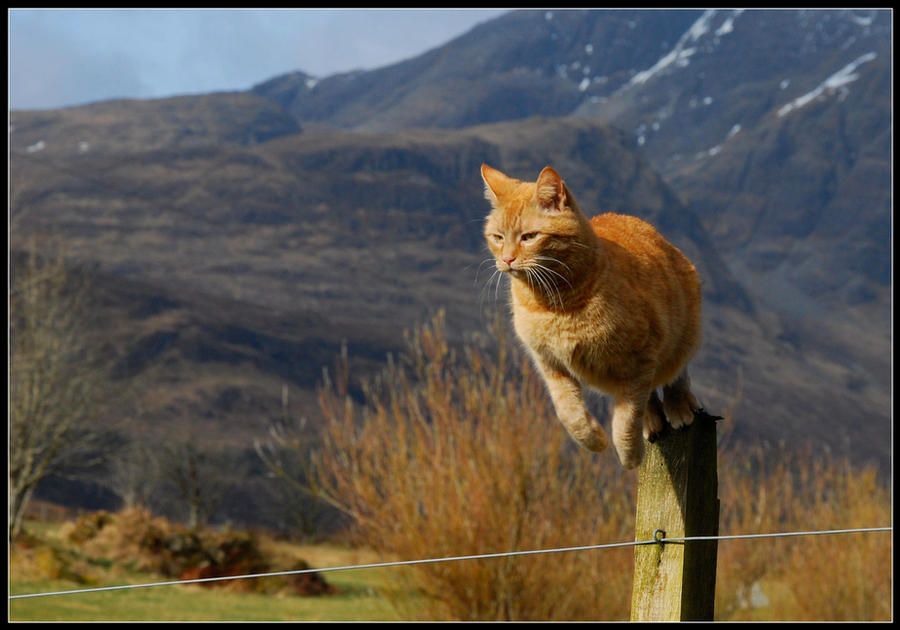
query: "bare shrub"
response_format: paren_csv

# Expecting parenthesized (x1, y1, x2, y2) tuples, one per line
(780, 463, 891, 621)
(715, 443, 891, 621)
(310, 312, 636, 620)
(306, 312, 891, 621)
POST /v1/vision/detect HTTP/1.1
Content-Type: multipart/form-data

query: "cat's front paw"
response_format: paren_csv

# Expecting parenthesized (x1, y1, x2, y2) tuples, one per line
(578, 424, 609, 453)
(663, 392, 698, 430)
(560, 413, 608, 453)
(615, 440, 645, 470)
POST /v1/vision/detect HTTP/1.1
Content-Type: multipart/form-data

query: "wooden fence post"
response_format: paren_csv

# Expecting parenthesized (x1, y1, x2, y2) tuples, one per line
(630, 411, 720, 621)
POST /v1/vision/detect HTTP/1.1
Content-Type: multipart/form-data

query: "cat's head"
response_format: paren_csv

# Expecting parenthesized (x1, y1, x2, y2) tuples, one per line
(481, 164, 594, 281)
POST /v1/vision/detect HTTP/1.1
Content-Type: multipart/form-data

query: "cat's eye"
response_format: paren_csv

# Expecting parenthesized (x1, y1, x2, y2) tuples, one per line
(520, 232, 539, 242)
(489, 233, 504, 243)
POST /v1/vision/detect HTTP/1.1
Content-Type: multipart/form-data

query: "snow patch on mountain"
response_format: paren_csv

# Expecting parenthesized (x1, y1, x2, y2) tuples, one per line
(629, 10, 717, 86)
(623, 10, 750, 90)
(777, 52, 877, 117)
(715, 10, 744, 36)
(695, 123, 742, 161)
(849, 11, 875, 27)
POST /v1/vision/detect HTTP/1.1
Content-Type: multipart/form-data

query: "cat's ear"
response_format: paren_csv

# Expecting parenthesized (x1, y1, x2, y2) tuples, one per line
(535, 166, 568, 214)
(481, 164, 514, 206)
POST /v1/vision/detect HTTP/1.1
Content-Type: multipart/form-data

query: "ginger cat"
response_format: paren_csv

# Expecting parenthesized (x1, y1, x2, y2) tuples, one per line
(481, 164, 703, 469)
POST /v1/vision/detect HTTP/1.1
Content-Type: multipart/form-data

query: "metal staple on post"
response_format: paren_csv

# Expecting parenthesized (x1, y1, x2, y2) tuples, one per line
(653, 529, 667, 545)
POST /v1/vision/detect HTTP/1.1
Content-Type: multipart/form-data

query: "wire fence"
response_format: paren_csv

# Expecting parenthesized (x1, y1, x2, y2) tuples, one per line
(9, 525, 891, 600)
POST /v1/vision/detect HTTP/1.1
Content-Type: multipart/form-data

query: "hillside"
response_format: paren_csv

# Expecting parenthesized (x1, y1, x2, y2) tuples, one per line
(247, 9, 892, 434)
(250, 11, 891, 315)
(10, 110, 746, 413)
(8, 9, 892, 527)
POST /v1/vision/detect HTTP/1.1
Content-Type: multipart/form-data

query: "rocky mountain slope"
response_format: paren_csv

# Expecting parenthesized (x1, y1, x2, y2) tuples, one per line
(579, 10, 891, 329)
(251, 9, 891, 321)
(256, 7, 892, 463)
(248, 9, 892, 414)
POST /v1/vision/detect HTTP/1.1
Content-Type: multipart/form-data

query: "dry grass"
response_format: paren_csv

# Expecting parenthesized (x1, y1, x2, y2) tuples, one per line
(716, 442, 892, 621)
(311, 312, 636, 620)
(10, 519, 411, 622)
(310, 312, 892, 621)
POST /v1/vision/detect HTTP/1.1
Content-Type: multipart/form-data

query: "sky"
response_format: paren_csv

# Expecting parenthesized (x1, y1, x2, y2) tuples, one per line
(8, 8, 507, 111)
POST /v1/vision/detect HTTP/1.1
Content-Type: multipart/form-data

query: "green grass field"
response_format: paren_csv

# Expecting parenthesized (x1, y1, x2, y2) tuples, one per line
(9, 521, 419, 622)
(10, 575, 406, 622)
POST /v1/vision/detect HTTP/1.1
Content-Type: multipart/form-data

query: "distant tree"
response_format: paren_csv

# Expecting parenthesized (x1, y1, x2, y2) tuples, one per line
(157, 437, 224, 530)
(255, 383, 346, 540)
(108, 441, 161, 510)
(9, 240, 118, 539)
(255, 410, 344, 541)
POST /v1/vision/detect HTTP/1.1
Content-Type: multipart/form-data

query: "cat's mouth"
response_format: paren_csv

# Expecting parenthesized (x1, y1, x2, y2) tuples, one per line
(505, 266, 526, 280)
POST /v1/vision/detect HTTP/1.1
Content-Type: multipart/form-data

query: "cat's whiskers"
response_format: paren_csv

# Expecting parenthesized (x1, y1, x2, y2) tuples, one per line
(540, 267, 566, 309)
(528, 255, 574, 309)
(532, 256, 575, 289)
(522, 267, 542, 304)
(535, 254, 573, 274)
(492, 268, 505, 303)
(523, 265, 535, 294)
(476, 264, 503, 312)
(473, 257, 498, 285)
(525, 263, 564, 309)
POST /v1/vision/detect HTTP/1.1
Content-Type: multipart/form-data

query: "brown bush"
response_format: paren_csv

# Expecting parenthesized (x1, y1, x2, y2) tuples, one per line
(281, 559, 336, 596)
(312, 312, 635, 620)
(310, 312, 891, 621)
(715, 443, 891, 621)
(62, 510, 114, 543)
(67, 507, 334, 596)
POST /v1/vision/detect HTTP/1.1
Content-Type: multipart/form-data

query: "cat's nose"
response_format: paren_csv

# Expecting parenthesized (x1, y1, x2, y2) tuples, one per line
(503, 255, 517, 265)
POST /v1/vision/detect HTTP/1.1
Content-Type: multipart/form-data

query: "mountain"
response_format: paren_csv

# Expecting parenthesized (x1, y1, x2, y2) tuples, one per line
(575, 10, 891, 325)
(252, 10, 706, 131)
(9, 9, 891, 526)
(9, 92, 301, 157)
(10, 105, 747, 375)
(250, 9, 890, 310)
(249, 7, 892, 461)
(10, 109, 770, 527)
